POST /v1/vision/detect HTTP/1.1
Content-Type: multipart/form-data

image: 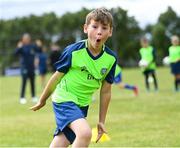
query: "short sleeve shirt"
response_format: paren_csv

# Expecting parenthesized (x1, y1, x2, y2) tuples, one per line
(52, 40, 117, 106)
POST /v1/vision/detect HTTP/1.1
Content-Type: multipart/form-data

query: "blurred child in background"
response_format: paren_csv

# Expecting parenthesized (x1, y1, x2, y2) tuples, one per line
(15, 33, 41, 104)
(114, 64, 138, 96)
(139, 37, 158, 92)
(35, 40, 48, 88)
(168, 35, 180, 92)
(49, 44, 62, 72)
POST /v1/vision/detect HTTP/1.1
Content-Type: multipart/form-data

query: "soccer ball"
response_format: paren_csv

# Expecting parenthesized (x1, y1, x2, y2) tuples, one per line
(162, 56, 170, 66)
(138, 59, 148, 67)
(148, 76, 154, 83)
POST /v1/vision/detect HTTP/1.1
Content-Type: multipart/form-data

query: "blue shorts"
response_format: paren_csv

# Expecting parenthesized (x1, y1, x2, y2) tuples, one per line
(170, 61, 180, 75)
(114, 73, 122, 84)
(53, 102, 89, 144)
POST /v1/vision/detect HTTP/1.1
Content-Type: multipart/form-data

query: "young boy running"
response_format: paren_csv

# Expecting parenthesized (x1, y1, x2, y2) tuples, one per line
(30, 8, 117, 147)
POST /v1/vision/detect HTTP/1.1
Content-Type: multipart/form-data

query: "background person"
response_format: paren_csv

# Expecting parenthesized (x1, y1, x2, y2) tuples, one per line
(168, 35, 180, 92)
(35, 40, 48, 88)
(114, 64, 138, 96)
(49, 43, 62, 72)
(139, 37, 158, 92)
(15, 33, 41, 104)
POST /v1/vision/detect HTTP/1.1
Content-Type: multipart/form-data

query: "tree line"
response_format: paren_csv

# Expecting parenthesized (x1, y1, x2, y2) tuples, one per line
(0, 6, 179, 73)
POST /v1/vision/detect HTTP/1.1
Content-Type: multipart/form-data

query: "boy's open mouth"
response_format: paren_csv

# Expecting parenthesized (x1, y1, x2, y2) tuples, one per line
(96, 39, 101, 42)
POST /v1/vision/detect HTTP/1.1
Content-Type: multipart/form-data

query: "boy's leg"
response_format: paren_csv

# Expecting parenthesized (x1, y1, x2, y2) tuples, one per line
(69, 118, 92, 147)
(115, 73, 135, 92)
(50, 133, 70, 148)
(118, 82, 138, 96)
(20, 74, 27, 98)
(151, 72, 158, 90)
(117, 82, 125, 89)
(144, 73, 150, 91)
(174, 74, 180, 91)
(29, 73, 35, 97)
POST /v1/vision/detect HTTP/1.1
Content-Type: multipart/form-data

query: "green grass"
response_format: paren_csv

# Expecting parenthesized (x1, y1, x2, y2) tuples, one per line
(0, 67, 180, 147)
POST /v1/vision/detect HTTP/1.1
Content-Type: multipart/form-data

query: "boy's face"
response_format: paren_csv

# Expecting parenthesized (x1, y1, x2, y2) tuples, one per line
(22, 35, 31, 45)
(84, 19, 112, 50)
(171, 38, 179, 46)
(140, 40, 149, 48)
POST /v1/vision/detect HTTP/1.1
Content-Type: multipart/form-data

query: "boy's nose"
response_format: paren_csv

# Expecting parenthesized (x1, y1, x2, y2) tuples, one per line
(97, 28, 102, 35)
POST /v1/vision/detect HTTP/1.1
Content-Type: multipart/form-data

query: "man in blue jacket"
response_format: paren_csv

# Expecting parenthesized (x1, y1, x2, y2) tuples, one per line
(15, 33, 41, 104)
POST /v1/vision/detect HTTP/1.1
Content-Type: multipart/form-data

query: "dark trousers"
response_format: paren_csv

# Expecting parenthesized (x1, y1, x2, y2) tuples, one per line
(174, 76, 180, 91)
(20, 73, 35, 98)
(144, 70, 158, 90)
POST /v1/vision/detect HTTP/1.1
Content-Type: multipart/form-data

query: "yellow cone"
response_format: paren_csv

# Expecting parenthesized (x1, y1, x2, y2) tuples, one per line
(91, 127, 110, 142)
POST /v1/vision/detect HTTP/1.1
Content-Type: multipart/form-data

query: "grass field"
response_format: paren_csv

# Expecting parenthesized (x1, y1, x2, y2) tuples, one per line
(0, 67, 180, 147)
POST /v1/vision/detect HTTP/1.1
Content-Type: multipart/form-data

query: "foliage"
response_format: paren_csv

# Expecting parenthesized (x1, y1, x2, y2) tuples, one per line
(0, 6, 179, 71)
(109, 8, 141, 66)
(148, 6, 180, 62)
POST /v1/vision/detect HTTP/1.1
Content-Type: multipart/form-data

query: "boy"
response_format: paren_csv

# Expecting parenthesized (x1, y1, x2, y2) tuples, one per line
(139, 37, 158, 91)
(114, 64, 138, 96)
(30, 8, 117, 147)
(168, 35, 180, 91)
(15, 33, 41, 104)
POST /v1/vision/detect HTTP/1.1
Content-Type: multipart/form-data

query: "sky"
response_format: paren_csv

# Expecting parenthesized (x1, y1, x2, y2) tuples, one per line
(0, 0, 180, 28)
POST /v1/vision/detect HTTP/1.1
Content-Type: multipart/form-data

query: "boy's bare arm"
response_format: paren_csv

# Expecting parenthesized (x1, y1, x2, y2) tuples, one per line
(96, 80, 111, 142)
(30, 71, 64, 111)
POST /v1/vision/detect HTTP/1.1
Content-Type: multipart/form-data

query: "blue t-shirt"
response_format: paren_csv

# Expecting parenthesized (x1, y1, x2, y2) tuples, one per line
(15, 44, 41, 73)
(38, 52, 48, 69)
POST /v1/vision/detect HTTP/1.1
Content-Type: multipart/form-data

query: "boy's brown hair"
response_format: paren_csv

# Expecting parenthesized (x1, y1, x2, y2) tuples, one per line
(85, 7, 113, 28)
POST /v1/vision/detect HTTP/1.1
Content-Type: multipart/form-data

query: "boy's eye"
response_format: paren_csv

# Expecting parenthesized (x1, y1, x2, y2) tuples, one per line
(92, 25, 97, 29)
(103, 27, 107, 30)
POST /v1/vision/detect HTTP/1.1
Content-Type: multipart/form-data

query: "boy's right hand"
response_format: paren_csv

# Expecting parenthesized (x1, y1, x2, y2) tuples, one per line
(30, 101, 46, 111)
(96, 122, 107, 143)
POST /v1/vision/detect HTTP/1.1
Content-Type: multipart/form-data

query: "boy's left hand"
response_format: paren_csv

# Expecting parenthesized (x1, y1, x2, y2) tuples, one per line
(96, 122, 107, 143)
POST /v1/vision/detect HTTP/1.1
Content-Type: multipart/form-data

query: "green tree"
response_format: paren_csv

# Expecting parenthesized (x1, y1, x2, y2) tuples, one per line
(152, 23, 169, 63)
(109, 7, 141, 66)
(150, 6, 180, 64)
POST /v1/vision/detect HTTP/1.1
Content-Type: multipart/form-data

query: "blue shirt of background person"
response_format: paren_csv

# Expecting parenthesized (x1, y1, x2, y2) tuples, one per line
(14, 33, 41, 104)
(38, 48, 48, 75)
(15, 36, 41, 75)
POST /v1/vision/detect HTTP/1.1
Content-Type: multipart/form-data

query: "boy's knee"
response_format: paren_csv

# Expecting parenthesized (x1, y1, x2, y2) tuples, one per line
(77, 128, 92, 140)
(85, 129, 92, 140)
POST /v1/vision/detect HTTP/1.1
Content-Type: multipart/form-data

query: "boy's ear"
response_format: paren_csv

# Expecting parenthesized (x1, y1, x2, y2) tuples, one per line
(109, 27, 113, 37)
(83, 24, 88, 34)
